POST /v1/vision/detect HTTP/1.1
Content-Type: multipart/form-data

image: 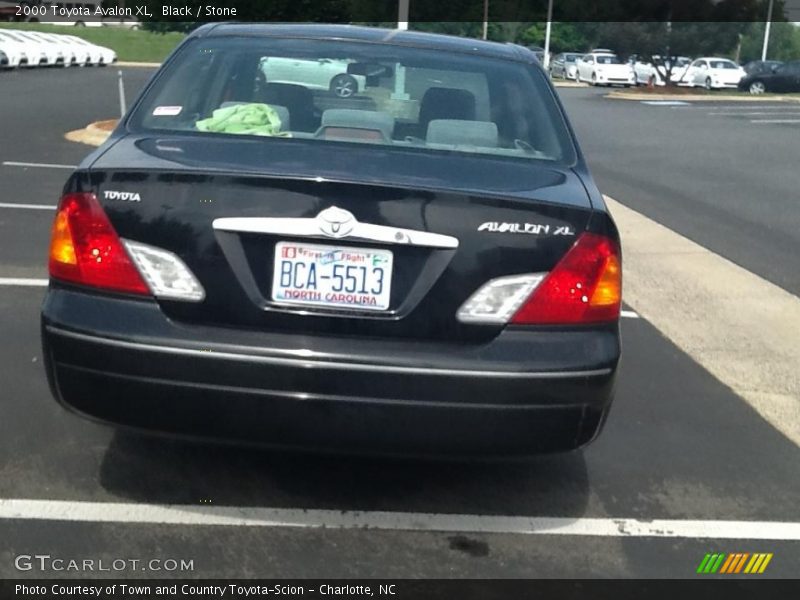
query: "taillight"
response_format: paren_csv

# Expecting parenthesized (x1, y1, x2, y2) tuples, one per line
(48, 192, 150, 296)
(512, 232, 621, 324)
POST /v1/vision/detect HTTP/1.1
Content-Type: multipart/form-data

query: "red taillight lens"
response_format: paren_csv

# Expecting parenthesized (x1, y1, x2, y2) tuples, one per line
(512, 232, 621, 324)
(48, 192, 150, 295)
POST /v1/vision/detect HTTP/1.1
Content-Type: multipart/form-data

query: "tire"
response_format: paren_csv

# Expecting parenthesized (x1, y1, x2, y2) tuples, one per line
(705, 77, 713, 91)
(749, 80, 766, 95)
(591, 72, 597, 86)
(330, 74, 358, 98)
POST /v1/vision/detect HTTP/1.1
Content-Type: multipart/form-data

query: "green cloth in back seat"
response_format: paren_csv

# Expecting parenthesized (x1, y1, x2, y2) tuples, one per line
(196, 103, 290, 136)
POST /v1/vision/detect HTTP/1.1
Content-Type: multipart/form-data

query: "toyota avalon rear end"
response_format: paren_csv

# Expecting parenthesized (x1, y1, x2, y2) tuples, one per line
(41, 24, 621, 457)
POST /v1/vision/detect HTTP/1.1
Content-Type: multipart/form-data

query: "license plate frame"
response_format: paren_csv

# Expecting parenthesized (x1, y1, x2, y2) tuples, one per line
(271, 241, 393, 312)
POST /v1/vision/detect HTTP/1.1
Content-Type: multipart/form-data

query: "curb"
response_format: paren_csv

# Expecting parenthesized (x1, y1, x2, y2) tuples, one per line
(116, 61, 161, 68)
(65, 119, 117, 147)
(606, 91, 800, 103)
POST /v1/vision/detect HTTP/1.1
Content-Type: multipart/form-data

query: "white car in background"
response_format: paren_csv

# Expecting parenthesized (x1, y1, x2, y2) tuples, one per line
(0, 34, 26, 69)
(0, 30, 45, 67)
(34, 32, 90, 66)
(63, 35, 114, 66)
(633, 56, 692, 86)
(2, 30, 65, 66)
(682, 57, 745, 89)
(576, 52, 635, 87)
(261, 57, 366, 98)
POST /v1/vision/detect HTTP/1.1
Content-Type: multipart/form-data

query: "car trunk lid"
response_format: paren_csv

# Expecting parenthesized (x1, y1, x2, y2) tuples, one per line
(86, 135, 593, 343)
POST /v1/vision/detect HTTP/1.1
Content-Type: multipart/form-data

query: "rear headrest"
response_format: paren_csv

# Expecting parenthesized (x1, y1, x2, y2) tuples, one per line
(426, 119, 498, 147)
(321, 109, 395, 139)
(418, 87, 476, 129)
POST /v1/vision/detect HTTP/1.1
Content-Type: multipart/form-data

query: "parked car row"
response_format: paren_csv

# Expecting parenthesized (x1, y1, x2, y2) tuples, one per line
(550, 50, 800, 94)
(0, 28, 115, 69)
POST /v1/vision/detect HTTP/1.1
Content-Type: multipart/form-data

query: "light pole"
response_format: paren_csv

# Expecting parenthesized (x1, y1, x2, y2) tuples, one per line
(394, 0, 410, 100)
(761, 0, 774, 61)
(543, 0, 554, 70)
(397, 0, 409, 30)
(482, 0, 489, 40)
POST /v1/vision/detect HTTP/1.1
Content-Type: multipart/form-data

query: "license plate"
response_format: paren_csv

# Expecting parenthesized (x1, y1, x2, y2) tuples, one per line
(272, 242, 393, 311)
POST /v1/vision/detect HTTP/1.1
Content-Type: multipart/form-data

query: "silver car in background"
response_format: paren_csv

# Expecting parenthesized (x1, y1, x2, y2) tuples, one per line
(549, 52, 582, 80)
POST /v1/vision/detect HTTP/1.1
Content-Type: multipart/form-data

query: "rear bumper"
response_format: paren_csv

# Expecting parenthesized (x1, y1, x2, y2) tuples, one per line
(42, 287, 620, 457)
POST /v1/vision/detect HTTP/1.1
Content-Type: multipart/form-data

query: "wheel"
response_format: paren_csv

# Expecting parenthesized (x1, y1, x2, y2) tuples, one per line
(749, 81, 766, 95)
(705, 77, 713, 90)
(330, 74, 358, 98)
(591, 72, 597, 86)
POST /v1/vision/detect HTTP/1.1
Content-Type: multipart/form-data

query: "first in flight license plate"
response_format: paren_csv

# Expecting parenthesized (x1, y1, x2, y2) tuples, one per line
(272, 241, 393, 311)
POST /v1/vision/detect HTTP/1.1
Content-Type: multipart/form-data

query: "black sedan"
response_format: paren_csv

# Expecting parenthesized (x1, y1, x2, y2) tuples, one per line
(41, 24, 621, 457)
(739, 60, 800, 94)
(742, 60, 783, 76)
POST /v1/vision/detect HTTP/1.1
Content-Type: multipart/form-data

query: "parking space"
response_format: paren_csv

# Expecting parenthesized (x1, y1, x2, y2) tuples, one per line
(673, 102, 800, 125)
(0, 71, 798, 578)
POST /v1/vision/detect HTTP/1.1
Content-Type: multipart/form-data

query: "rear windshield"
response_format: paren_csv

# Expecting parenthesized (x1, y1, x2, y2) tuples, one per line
(129, 36, 575, 164)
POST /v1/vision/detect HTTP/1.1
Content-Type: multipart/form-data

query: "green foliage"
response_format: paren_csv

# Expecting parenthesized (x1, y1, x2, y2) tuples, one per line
(739, 22, 800, 62)
(518, 23, 591, 52)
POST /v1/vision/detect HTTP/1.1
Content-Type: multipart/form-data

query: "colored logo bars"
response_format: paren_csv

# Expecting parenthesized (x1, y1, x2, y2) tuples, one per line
(697, 553, 773, 574)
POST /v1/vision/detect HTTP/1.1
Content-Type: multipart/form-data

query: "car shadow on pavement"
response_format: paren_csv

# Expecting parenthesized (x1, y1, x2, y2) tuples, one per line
(98, 430, 590, 518)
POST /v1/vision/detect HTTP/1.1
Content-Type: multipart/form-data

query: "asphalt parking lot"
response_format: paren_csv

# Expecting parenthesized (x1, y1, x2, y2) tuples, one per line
(1, 68, 799, 578)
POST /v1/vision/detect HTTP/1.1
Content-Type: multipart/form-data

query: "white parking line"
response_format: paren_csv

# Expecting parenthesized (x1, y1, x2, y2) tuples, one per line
(1, 498, 798, 540)
(709, 112, 800, 116)
(640, 101, 691, 106)
(750, 119, 800, 124)
(620, 310, 640, 319)
(2, 161, 76, 170)
(689, 105, 792, 110)
(0, 202, 56, 210)
(0, 278, 48, 287)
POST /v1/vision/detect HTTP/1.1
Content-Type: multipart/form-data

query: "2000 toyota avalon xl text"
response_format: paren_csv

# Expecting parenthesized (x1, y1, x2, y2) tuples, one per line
(41, 24, 622, 457)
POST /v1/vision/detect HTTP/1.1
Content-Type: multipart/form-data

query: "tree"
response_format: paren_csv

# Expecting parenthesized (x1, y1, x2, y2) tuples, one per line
(739, 21, 800, 62)
(517, 23, 592, 52)
(583, 20, 753, 85)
